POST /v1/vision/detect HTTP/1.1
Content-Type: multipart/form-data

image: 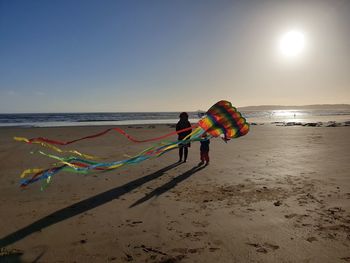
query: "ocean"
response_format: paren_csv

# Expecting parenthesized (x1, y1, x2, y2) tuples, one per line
(0, 109, 350, 127)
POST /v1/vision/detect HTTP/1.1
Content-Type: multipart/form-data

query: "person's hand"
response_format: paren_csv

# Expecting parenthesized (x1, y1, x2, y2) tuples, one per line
(221, 137, 230, 143)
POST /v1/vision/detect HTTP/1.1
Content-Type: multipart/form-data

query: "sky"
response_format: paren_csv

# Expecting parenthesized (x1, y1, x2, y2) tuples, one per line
(0, 0, 349, 113)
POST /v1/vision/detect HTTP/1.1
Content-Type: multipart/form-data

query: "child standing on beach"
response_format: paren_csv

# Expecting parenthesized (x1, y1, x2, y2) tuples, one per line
(176, 112, 192, 162)
(199, 133, 210, 166)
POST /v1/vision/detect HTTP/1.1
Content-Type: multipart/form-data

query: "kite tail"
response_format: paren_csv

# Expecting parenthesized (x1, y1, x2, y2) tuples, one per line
(19, 127, 206, 188)
(14, 124, 199, 146)
(14, 125, 200, 159)
(14, 137, 98, 159)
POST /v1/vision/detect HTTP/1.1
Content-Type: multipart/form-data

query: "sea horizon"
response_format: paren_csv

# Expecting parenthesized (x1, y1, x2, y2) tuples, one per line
(1, 103, 350, 115)
(1, 106, 350, 127)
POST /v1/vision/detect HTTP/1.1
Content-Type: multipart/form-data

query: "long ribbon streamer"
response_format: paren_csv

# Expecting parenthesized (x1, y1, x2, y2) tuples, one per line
(15, 124, 199, 146)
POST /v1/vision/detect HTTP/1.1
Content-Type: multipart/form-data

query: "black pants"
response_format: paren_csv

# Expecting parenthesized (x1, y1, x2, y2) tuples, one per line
(179, 145, 188, 161)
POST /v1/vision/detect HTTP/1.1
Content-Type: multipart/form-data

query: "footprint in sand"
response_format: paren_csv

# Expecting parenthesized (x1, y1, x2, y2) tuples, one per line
(180, 231, 207, 242)
(192, 220, 210, 227)
(306, 237, 318, 242)
(0, 248, 24, 259)
(247, 242, 279, 254)
(284, 213, 298, 219)
(264, 243, 280, 250)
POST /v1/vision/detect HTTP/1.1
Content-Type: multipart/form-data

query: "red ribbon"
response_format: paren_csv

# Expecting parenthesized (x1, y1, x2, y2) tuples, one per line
(26, 124, 199, 145)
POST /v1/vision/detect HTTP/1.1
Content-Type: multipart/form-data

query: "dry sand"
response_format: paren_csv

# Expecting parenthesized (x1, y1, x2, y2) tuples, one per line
(0, 124, 349, 262)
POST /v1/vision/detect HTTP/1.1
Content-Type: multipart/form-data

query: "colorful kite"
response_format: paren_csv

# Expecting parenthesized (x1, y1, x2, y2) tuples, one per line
(15, 101, 249, 189)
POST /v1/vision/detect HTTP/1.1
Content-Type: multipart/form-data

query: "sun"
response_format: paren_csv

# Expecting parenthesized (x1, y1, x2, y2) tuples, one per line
(278, 30, 305, 57)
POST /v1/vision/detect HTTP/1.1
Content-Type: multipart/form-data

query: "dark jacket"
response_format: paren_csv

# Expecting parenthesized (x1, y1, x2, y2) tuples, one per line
(200, 139, 210, 152)
(176, 120, 192, 140)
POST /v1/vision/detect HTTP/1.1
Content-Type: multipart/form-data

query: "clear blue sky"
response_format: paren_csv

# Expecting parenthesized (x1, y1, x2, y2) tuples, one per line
(0, 0, 349, 113)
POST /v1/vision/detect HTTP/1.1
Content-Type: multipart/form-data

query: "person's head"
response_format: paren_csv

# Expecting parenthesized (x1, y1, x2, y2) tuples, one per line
(179, 112, 189, 121)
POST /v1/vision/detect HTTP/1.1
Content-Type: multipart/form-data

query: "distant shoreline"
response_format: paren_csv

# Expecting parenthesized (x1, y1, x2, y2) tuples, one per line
(238, 104, 350, 111)
(1, 107, 350, 128)
(1, 104, 350, 115)
(1, 119, 349, 129)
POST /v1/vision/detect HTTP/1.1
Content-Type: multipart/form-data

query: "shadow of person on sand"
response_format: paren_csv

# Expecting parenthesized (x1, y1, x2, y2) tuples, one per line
(130, 165, 206, 208)
(0, 162, 183, 248)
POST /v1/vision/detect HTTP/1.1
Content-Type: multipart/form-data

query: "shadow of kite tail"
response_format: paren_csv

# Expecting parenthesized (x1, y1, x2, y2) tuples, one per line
(0, 162, 182, 249)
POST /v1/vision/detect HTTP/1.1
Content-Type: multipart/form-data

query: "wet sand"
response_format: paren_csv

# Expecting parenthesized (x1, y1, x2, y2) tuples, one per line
(0, 124, 349, 262)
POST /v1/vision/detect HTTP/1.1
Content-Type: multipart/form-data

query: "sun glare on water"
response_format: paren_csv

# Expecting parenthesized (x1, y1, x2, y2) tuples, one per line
(278, 30, 306, 58)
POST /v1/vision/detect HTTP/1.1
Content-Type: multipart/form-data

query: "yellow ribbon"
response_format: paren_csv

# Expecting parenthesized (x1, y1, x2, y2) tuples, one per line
(14, 136, 98, 160)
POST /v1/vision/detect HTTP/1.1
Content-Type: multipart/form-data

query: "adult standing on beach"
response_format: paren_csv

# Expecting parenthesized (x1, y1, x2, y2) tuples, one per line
(176, 112, 192, 162)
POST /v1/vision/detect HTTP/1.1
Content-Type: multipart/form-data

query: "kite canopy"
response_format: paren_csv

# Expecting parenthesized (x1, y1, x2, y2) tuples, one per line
(198, 100, 249, 140)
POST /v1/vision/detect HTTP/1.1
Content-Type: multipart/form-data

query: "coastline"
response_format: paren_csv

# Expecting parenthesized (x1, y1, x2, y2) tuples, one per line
(1, 108, 350, 128)
(0, 117, 350, 128)
(0, 124, 349, 262)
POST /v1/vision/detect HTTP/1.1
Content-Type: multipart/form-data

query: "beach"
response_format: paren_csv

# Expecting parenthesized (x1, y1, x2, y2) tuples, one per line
(0, 124, 350, 262)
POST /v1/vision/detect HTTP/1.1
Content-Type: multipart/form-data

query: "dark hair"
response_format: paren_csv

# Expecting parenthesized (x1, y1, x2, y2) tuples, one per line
(179, 112, 189, 119)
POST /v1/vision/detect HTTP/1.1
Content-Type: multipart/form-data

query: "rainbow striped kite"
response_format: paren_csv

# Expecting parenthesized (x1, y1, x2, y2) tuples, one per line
(15, 100, 249, 189)
(198, 100, 249, 140)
